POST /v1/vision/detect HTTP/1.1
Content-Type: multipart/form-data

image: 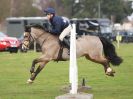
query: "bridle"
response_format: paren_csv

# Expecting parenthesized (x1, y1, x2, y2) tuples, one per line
(22, 32, 33, 50)
(22, 30, 46, 50)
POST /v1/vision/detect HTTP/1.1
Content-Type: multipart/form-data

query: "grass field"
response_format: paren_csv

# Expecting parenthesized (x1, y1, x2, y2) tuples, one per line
(0, 43, 133, 99)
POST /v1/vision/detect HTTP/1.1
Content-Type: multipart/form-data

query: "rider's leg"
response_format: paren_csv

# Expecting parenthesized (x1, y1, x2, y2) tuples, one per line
(59, 25, 72, 54)
(59, 25, 72, 41)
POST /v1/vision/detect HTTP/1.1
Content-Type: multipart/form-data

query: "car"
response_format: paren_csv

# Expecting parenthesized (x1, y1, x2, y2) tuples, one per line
(120, 31, 133, 43)
(0, 32, 20, 53)
(111, 31, 133, 43)
(0, 39, 9, 51)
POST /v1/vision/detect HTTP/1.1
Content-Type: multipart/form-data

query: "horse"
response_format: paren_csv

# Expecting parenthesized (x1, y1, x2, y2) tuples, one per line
(22, 24, 123, 84)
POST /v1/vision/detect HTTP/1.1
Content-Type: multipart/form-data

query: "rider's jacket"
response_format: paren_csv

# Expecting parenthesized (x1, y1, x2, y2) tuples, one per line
(49, 16, 70, 35)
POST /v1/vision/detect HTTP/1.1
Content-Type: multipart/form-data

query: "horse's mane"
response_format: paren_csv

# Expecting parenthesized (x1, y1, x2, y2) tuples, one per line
(30, 24, 45, 30)
(24, 24, 45, 32)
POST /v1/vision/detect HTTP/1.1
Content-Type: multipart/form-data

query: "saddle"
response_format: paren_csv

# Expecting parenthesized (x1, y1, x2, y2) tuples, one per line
(56, 35, 80, 62)
(56, 38, 69, 62)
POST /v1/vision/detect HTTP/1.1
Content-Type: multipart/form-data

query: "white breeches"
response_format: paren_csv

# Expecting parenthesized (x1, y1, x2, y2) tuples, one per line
(59, 25, 72, 41)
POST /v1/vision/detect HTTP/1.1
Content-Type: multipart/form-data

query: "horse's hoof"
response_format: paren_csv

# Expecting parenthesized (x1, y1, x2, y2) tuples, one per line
(27, 79, 33, 84)
(106, 72, 114, 77)
(106, 71, 115, 77)
(106, 67, 115, 76)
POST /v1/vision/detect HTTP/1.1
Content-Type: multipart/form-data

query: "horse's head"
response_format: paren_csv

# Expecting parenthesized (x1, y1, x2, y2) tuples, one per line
(21, 25, 33, 51)
(21, 24, 51, 51)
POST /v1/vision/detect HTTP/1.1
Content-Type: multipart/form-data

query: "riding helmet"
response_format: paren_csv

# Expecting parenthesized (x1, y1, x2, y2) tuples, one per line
(44, 7, 55, 14)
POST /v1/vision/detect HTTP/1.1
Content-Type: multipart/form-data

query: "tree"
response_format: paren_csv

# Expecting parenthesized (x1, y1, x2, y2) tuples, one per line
(61, 0, 100, 18)
(0, 0, 132, 23)
(61, 0, 133, 22)
(0, 0, 10, 21)
(101, 0, 133, 22)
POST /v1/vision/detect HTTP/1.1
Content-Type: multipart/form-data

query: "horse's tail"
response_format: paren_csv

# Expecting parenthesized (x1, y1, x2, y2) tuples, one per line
(99, 37, 123, 66)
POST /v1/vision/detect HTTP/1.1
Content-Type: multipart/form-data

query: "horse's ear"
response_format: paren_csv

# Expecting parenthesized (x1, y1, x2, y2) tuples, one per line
(24, 25, 31, 32)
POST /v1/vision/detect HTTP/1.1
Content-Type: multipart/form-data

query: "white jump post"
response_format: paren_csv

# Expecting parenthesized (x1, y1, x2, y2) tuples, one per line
(55, 23, 93, 99)
(69, 23, 78, 94)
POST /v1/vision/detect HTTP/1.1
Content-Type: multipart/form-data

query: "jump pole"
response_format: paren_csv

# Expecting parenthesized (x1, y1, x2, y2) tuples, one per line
(69, 23, 78, 94)
(55, 23, 93, 99)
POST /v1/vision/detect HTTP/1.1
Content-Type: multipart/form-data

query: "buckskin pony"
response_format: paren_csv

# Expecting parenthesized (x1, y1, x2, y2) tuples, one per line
(21, 24, 123, 84)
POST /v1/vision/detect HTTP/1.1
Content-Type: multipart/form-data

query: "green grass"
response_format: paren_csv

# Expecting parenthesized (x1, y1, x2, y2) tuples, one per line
(0, 43, 133, 99)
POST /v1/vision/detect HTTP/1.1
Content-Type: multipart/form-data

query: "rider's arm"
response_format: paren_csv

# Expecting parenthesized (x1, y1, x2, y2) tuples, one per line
(49, 18, 62, 35)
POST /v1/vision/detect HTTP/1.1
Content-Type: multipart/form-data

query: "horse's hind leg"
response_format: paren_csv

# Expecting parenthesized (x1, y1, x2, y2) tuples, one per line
(85, 55, 115, 76)
(100, 59, 115, 76)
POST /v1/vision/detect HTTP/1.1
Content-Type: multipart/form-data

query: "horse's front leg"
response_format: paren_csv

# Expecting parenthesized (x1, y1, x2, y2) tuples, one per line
(30, 59, 38, 74)
(27, 61, 48, 84)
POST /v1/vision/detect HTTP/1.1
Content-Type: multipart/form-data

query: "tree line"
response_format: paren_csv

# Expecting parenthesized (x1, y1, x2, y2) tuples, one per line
(0, 0, 132, 23)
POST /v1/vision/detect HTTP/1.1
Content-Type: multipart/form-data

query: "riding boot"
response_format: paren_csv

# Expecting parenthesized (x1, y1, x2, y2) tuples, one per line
(63, 37, 70, 55)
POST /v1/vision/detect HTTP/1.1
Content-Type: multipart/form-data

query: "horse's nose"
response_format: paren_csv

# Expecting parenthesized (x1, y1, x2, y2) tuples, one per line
(21, 44, 25, 50)
(21, 44, 28, 52)
(22, 43, 27, 50)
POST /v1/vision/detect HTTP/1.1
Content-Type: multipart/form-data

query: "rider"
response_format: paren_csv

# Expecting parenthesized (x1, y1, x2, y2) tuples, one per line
(44, 7, 71, 53)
